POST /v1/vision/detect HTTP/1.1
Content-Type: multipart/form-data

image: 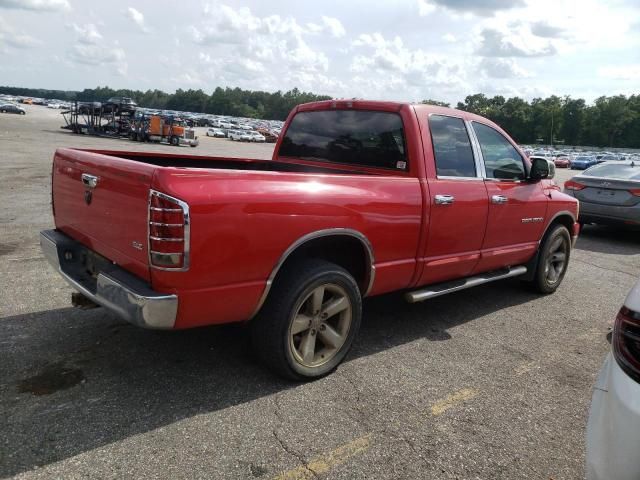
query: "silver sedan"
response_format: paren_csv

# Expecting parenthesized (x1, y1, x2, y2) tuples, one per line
(564, 161, 640, 228)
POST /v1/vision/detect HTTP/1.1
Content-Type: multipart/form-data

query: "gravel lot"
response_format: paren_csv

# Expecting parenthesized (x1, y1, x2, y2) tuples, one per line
(1, 105, 639, 480)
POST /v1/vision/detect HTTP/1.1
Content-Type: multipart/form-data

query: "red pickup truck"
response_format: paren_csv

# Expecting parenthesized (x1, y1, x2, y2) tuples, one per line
(41, 100, 579, 380)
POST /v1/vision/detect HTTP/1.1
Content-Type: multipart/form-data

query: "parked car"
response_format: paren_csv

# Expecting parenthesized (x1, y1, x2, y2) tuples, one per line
(248, 131, 266, 142)
(564, 161, 640, 228)
(206, 128, 226, 138)
(554, 156, 571, 168)
(228, 130, 252, 141)
(571, 155, 597, 170)
(106, 96, 138, 108)
(586, 276, 640, 480)
(0, 103, 26, 115)
(40, 100, 579, 380)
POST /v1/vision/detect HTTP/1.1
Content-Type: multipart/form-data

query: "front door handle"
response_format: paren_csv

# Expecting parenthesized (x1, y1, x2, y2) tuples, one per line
(491, 195, 508, 204)
(434, 194, 455, 205)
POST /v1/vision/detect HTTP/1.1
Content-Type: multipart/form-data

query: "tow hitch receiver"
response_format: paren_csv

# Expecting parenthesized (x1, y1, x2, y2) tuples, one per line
(71, 292, 100, 310)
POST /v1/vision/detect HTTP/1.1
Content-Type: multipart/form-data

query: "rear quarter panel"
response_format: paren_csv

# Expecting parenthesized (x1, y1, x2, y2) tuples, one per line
(151, 169, 423, 327)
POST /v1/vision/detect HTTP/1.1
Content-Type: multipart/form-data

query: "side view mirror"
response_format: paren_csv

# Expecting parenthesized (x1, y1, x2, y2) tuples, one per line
(528, 157, 554, 181)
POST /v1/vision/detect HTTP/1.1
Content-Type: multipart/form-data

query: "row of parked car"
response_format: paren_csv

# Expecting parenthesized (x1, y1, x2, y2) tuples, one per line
(205, 126, 280, 143)
(523, 147, 640, 170)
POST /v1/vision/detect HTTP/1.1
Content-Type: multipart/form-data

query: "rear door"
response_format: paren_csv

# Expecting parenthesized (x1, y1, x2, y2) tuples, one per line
(470, 122, 548, 273)
(418, 114, 489, 285)
(52, 148, 155, 280)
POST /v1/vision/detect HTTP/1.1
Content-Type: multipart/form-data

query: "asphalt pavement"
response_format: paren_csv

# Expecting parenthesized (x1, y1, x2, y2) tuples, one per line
(1, 106, 639, 479)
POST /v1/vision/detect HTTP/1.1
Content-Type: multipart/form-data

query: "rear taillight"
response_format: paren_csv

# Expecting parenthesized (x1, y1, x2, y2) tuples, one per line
(630, 188, 640, 197)
(148, 190, 190, 270)
(612, 306, 640, 382)
(565, 180, 585, 191)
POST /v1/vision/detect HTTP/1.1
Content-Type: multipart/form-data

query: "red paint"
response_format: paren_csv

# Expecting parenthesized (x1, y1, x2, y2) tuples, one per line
(50, 101, 579, 329)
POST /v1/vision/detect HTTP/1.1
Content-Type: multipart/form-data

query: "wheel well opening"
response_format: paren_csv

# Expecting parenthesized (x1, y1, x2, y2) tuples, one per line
(276, 235, 371, 295)
(549, 214, 575, 235)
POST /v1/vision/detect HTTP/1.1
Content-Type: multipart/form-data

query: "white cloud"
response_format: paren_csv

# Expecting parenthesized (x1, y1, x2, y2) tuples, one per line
(350, 32, 470, 100)
(66, 21, 127, 75)
(125, 7, 148, 33)
(443, 33, 457, 42)
(190, 4, 330, 74)
(432, 0, 525, 16)
(0, 17, 40, 48)
(598, 65, 640, 81)
(417, 0, 436, 16)
(307, 16, 346, 38)
(0, 0, 70, 11)
(69, 23, 103, 45)
(479, 58, 529, 78)
(476, 27, 557, 57)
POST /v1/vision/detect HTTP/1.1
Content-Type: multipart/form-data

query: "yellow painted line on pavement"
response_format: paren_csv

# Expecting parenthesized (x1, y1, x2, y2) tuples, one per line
(430, 388, 479, 416)
(274, 434, 372, 480)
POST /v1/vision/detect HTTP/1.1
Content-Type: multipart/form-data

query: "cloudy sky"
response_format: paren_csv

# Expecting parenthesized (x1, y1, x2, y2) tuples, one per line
(0, 0, 638, 105)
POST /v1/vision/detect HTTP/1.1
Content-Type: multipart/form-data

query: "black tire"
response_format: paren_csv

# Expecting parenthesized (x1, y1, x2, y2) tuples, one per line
(530, 224, 571, 294)
(1, 109, 5, 113)
(170, 136, 179, 146)
(250, 259, 362, 381)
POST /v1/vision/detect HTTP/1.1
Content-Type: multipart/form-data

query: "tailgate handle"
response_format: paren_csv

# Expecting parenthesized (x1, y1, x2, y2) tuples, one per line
(81, 173, 99, 189)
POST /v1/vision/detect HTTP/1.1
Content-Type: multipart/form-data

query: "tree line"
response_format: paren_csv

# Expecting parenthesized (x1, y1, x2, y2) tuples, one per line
(0, 85, 331, 122)
(1, 85, 638, 147)
(425, 94, 640, 149)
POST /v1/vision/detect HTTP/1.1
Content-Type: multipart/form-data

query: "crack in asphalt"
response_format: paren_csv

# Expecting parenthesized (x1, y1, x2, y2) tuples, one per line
(572, 257, 637, 278)
(272, 393, 319, 479)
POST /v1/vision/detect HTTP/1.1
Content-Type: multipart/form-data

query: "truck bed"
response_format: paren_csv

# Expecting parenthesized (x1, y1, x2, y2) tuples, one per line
(89, 150, 363, 175)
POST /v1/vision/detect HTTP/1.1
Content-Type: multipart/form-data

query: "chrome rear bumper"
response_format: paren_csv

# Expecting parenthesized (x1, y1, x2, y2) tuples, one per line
(40, 229, 177, 329)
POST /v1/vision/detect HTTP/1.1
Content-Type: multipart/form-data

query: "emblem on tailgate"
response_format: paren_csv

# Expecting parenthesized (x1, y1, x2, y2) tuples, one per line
(131, 241, 144, 251)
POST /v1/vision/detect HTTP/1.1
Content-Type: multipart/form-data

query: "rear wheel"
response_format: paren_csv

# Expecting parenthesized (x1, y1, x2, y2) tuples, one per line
(250, 259, 362, 380)
(531, 224, 571, 294)
(170, 136, 179, 146)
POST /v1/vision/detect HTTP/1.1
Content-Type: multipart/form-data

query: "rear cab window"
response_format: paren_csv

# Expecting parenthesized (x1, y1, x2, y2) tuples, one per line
(278, 110, 408, 171)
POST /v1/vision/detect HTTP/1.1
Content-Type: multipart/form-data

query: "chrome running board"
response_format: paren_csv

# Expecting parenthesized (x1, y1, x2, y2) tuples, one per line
(405, 265, 528, 303)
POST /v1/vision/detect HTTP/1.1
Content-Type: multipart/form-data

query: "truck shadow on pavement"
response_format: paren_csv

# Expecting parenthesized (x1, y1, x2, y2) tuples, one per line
(0, 279, 541, 477)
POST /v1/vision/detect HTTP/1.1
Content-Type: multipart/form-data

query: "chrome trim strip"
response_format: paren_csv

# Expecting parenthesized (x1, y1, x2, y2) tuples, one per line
(150, 207, 182, 212)
(150, 251, 183, 256)
(249, 228, 376, 319)
(40, 230, 178, 329)
(148, 190, 190, 272)
(149, 221, 184, 227)
(149, 236, 184, 242)
(464, 119, 486, 178)
(405, 265, 527, 303)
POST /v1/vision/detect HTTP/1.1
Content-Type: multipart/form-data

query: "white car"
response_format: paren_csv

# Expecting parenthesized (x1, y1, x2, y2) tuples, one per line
(206, 128, 225, 138)
(228, 130, 252, 141)
(248, 132, 265, 142)
(587, 277, 640, 480)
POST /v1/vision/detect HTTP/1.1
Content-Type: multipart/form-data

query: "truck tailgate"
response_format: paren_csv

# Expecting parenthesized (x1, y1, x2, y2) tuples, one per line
(52, 148, 155, 281)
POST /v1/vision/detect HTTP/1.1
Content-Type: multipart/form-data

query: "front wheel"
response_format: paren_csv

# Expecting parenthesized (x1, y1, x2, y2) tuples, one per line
(531, 224, 571, 294)
(250, 259, 362, 380)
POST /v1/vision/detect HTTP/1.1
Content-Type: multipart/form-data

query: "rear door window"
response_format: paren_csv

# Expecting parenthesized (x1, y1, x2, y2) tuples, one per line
(278, 110, 407, 170)
(428, 115, 476, 177)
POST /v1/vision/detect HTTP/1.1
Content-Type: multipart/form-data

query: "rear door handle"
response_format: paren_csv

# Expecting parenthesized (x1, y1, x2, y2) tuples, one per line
(491, 195, 508, 204)
(81, 173, 99, 189)
(434, 194, 455, 205)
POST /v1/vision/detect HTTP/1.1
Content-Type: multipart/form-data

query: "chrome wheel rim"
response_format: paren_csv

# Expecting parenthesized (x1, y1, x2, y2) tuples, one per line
(544, 235, 568, 285)
(288, 283, 352, 368)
